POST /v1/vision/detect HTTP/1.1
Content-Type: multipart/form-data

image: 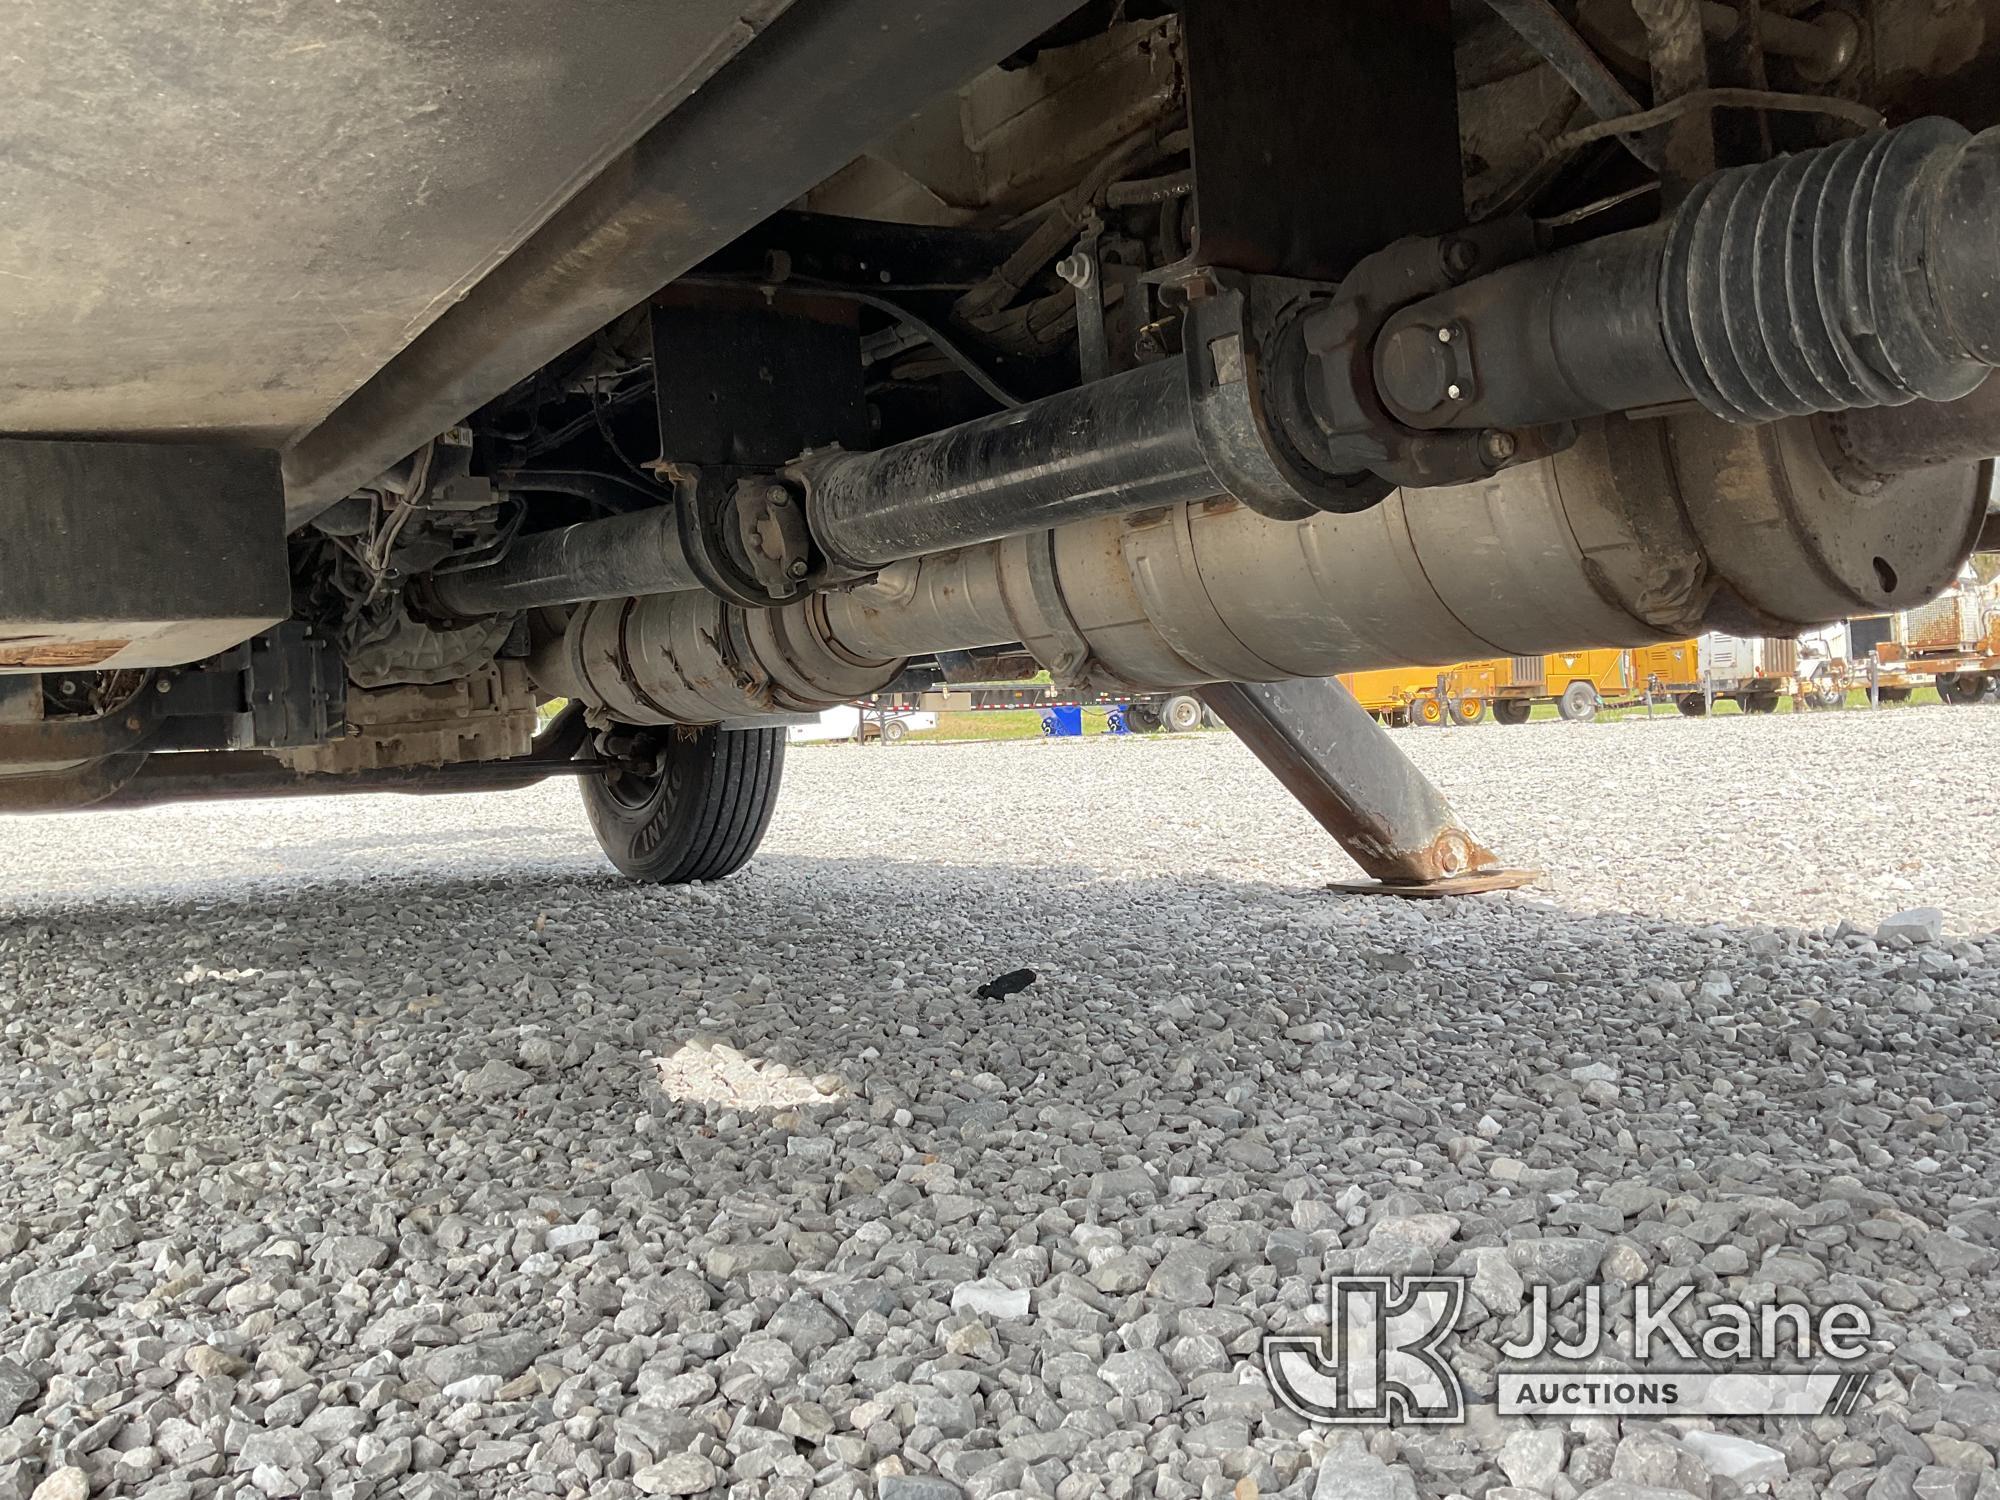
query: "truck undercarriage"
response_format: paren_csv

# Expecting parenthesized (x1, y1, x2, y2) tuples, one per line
(4, 0, 1998, 890)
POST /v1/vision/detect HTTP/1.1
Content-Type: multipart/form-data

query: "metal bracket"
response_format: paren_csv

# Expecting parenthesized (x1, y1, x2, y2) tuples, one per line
(1182, 0, 1462, 280)
(0, 623, 346, 799)
(1006, 530, 1100, 691)
(1196, 676, 1538, 897)
(0, 683, 167, 764)
(1057, 221, 1111, 385)
(659, 465, 783, 609)
(733, 477, 814, 602)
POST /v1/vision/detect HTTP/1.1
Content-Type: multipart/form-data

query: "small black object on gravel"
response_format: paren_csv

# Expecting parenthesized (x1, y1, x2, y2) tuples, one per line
(976, 967, 1039, 999)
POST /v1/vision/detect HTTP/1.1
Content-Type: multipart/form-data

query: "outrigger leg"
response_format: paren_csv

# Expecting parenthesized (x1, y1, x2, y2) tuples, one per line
(1197, 678, 1538, 898)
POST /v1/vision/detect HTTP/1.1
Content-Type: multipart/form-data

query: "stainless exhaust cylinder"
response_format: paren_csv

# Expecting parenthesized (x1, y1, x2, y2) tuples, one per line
(817, 420, 1700, 686)
(556, 592, 905, 725)
(540, 411, 1988, 721)
(821, 412, 1988, 688)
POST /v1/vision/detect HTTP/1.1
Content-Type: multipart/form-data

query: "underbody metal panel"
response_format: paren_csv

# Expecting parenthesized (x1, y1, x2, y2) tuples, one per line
(0, 439, 287, 669)
(280, 0, 1090, 523)
(0, 0, 792, 443)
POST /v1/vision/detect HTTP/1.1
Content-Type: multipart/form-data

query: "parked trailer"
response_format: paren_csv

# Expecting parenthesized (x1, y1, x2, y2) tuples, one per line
(788, 705, 938, 744)
(1818, 616, 1920, 702)
(1863, 575, 2000, 703)
(1647, 635, 1800, 716)
(1337, 665, 1494, 727)
(1792, 625, 1858, 709)
(1764, 617, 1919, 704)
(1771, 578, 2000, 705)
(1487, 648, 1672, 724)
(1476, 636, 1805, 722)
(853, 684, 1217, 736)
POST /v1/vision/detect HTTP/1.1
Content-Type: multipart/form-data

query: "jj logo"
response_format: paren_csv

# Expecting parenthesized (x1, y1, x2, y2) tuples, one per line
(1266, 1276, 1466, 1424)
(1262, 1274, 1875, 1424)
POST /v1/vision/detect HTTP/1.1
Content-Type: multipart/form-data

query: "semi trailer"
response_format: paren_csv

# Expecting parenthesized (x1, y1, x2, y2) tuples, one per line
(5, 0, 2000, 892)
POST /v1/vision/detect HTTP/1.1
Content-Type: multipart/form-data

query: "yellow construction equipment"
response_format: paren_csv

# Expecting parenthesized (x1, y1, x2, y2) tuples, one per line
(1453, 643, 1709, 723)
(1338, 664, 1495, 726)
(1344, 631, 1868, 727)
(1485, 650, 1639, 723)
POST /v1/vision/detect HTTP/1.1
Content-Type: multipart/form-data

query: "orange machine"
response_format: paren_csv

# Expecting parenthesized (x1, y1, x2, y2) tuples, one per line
(1338, 663, 1497, 726)
(1482, 642, 1703, 722)
(1486, 649, 1632, 723)
(1631, 641, 1700, 692)
(1347, 643, 1706, 726)
(1866, 579, 2000, 703)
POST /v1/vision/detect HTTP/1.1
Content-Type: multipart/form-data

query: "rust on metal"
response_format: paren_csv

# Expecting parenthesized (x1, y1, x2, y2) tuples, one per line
(0, 686, 165, 766)
(1197, 676, 1536, 897)
(0, 640, 128, 669)
(1328, 867, 1543, 899)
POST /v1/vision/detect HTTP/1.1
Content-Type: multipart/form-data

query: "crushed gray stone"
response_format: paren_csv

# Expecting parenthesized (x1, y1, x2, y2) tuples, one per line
(0, 715, 1992, 1498)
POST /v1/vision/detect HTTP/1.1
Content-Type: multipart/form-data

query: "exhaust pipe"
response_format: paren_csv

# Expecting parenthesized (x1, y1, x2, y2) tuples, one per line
(534, 406, 1990, 725)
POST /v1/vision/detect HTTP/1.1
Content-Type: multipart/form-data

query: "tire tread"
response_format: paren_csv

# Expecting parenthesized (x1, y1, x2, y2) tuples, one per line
(583, 726, 785, 883)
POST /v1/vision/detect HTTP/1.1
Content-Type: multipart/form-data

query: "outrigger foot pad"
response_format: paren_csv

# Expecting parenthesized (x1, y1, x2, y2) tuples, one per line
(1197, 677, 1539, 900)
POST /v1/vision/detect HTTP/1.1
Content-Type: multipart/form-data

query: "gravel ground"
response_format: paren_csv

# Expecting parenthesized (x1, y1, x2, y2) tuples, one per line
(0, 706, 1994, 1500)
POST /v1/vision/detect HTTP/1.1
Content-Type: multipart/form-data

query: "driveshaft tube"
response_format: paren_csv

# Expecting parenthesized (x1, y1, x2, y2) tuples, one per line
(1372, 116, 2000, 432)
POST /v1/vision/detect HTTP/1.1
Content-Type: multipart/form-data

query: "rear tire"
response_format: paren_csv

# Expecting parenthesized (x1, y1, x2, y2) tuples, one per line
(1126, 703, 1163, 732)
(1676, 693, 1708, 717)
(882, 717, 909, 743)
(1557, 681, 1600, 722)
(1449, 694, 1487, 726)
(582, 725, 785, 883)
(1162, 694, 1204, 732)
(1492, 698, 1532, 726)
(1742, 692, 1781, 714)
(1938, 672, 1990, 705)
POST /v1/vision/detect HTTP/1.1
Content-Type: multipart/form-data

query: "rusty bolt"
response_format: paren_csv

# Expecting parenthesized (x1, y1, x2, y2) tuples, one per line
(1432, 831, 1473, 876)
(765, 484, 792, 507)
(156, 679, 172, 694)
(1479, 428, 1519, 465)
(788, 559, 810, 578)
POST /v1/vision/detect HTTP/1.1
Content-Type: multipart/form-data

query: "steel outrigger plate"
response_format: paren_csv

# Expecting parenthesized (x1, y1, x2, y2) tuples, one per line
(1196, 677, 1539, 898)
